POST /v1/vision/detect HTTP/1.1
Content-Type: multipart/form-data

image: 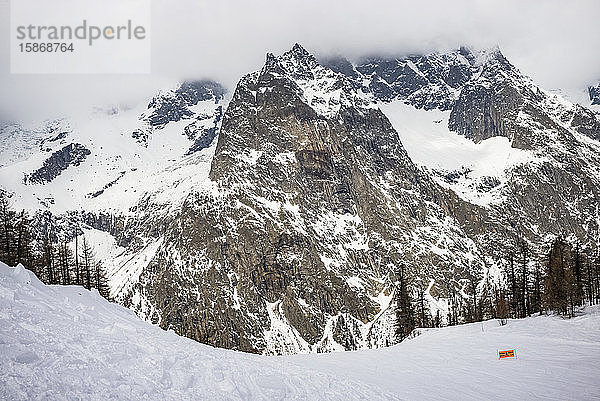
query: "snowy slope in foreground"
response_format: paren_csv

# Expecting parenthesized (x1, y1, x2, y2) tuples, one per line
(0, 263, 391, 400)
(1, 263, 599, 401)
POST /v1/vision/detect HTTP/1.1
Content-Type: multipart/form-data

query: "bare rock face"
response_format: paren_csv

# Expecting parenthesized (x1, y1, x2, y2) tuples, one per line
(569, 104, 600, 141)
(346, 47, 475, 110)
(24, 143, 90, 184)
(119, 44, 485, 354)
(447, 49, 526, 144)
(185, 106, 223, 155)
(146, 80, 225, 129)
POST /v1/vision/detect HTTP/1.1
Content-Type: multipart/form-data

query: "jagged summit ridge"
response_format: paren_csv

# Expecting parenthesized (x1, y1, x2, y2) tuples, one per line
(255, 43, 375, 118)
(263, 43, 319, 79)
(323, 45, 600, 149)
(323, 46, 519, 114)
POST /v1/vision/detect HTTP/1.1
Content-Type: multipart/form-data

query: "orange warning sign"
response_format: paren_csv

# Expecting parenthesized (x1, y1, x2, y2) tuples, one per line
(498, 349, 516, 359)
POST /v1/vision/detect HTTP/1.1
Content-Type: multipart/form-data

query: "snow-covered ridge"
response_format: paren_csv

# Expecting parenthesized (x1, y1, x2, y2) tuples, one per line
(2, 262, 599, 400)
(335, 46, 507, 110)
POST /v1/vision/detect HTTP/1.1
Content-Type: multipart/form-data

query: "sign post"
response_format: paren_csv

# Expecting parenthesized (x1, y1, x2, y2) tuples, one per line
(498, 349, 516, 359)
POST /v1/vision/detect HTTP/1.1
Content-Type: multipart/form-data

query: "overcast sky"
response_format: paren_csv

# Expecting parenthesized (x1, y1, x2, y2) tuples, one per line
(1, 0, 599, 121)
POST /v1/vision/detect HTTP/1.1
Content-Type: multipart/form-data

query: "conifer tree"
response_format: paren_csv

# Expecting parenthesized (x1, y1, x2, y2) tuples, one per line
(520, 239, 529, 317)
(573, 246, 585, 306)
(508, 254, 518, 318)
(469, 277, 479, 322)
(41, 234, 56, 284)
(531, 262, 543, 314)
(81, 236, 94, 290)
(0, 197, 16, 264)
(394, 264, 415, 341)
(543, 238, 580, 317)
(94, 261, 111, 300)
(415, 284, 430, 328)
(495, 290, 509, 325)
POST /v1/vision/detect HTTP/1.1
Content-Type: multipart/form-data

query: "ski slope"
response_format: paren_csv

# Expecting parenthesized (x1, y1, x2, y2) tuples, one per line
(1, 262, 599, 400)
(293, 312, 600, 400)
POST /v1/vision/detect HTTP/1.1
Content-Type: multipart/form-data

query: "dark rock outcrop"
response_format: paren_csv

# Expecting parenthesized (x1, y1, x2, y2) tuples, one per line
(132, 80, 226, 146)
(24, 143, 90, 185)
(570, 104, 600, 141)
(186, 106, 223, 155)
(346, 46, 476, 110)
(589, 83, 600, 105)
(147, 80, 225, 129)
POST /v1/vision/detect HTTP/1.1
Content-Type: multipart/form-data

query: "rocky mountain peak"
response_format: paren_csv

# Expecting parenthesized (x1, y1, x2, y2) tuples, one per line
(287, 42, 315, 63)
(160, 43, 487, 354)
(252, 44, 374, 119)
(262, 44, 318, 80)
(131, 79, 226, 148)
(281, 43, 317, 68)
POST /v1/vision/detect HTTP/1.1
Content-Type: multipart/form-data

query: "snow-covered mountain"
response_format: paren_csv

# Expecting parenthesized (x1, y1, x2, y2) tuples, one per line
(2, 262, 599, 400)
(1, 44, 599, 355)
(0, 80, 225, 214)
(328, 47, 600, 255)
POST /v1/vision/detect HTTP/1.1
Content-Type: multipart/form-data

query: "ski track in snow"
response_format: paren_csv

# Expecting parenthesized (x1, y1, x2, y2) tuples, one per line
(1, 262, 599, 400)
